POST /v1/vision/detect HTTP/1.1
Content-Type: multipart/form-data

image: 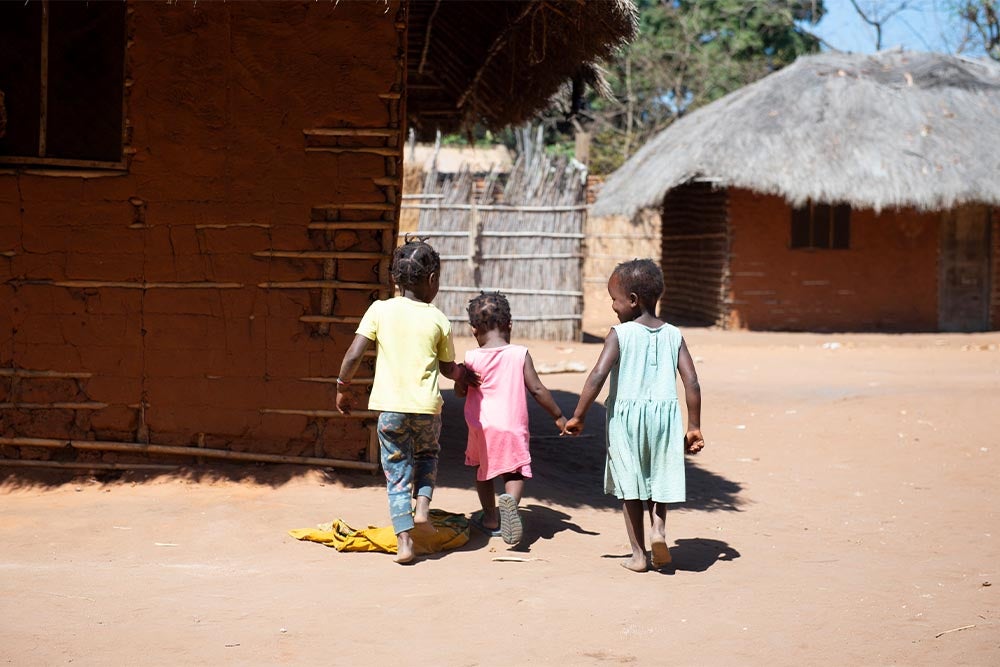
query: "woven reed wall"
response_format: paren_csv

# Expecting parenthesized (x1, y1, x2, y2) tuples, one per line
(402, 151, 586, 341)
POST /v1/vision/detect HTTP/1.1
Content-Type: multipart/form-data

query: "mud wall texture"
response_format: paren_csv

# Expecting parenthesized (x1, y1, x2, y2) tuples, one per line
(726, 189, 939, 331)
(0, 2, 405, 465)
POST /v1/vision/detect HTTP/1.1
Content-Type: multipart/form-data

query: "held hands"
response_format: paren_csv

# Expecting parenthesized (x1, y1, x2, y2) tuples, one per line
(685, 429, 705, 454)
(562, 416, 584, 436)
(554, 414, 568, 434)
(458, 363, 482, 388)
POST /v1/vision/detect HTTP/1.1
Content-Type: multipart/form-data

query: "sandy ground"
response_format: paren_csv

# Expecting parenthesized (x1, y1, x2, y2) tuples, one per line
(2, 328, 999, 666)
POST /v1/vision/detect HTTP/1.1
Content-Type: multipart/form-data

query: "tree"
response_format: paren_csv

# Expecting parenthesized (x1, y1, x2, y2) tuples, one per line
(954, 1, 1000, 60)
(545, 0, 826, 174)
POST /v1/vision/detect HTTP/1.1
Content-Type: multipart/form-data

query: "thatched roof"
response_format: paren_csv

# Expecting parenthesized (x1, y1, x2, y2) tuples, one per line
(592, 50, 1000, 217)
(407, 0, 636, 133)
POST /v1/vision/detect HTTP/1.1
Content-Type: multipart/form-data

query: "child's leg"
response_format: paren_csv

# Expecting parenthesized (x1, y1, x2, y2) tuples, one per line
(621, 499, 648, 572)
(500, 472, 525, 505)
(410, 414, 442, 526)
(377, 412, 417, 563)
(475, 477, 499, 530)
(648, 501, 672, 568)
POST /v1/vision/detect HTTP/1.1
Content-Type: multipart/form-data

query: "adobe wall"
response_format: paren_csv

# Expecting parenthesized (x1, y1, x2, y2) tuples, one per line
(726, 189, 939, 331)
(0, 2, 404, 465)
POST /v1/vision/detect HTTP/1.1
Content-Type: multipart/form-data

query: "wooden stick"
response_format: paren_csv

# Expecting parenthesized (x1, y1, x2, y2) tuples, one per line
(259, 280, 383, 290)
(0, 459, 179, 472)
(17, 280, 243, 290)
(935, 625, 976, 638)
(195, 223, 271, 230)
(437, 286, 583, 297)
(303, 128, 399, 137)
(300, 377, 374, 386)
(0, 157, 127, 170)
(305, 147, 400, 157)
(314, 203, 395, 211)
(0, 402, 108, 410)
(261, 408, 379, 419)
(401, 204, 588, 213)
(307, 222, 395, 231)
(0, 436, 378, 471)
(0, 368, 92, 378)
(299, 315, 362, 324)
(254, 251, 383, 260)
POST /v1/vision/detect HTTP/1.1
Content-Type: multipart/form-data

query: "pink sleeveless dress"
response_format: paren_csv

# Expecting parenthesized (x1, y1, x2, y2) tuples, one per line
(463, 344, 532, 481)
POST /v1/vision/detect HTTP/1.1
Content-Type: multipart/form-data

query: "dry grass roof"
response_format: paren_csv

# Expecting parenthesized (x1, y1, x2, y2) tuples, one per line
(407, 0, 636, 133)
(592, 50, 1000, 217)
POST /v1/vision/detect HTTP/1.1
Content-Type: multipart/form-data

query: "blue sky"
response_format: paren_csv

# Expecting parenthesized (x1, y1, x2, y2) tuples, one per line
(809, 0, 971, 54)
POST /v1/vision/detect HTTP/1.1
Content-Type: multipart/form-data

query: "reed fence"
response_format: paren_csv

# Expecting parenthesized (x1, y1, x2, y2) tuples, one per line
(401, 140, 587, 340)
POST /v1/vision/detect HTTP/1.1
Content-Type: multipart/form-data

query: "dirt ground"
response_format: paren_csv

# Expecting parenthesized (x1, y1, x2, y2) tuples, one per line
(2, 327, 999, 666)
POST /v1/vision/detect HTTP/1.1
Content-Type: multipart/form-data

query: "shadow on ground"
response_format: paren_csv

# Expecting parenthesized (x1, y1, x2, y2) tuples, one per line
(0, 389, 743, 515)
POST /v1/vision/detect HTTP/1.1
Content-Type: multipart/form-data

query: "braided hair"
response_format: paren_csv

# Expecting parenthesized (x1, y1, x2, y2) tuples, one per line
(613, 258, 664, 307)
(467, 291, 512, 332)
(391, 237, 440, 289)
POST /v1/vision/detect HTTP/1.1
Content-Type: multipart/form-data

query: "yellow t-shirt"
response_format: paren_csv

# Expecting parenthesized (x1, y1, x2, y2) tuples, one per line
(356, 296, 455, 415)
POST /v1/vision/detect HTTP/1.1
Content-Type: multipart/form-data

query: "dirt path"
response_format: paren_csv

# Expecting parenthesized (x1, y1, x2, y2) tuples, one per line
(2, 330, 998, 665)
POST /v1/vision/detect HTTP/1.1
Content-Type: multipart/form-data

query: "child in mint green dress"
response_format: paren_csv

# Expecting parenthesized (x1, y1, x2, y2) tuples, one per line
(565, 259, 705, 572)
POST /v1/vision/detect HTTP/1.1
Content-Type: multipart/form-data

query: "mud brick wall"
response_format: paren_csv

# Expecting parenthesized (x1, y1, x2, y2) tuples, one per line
(0, 1, 406, 465)
(726, 189, 939, 331)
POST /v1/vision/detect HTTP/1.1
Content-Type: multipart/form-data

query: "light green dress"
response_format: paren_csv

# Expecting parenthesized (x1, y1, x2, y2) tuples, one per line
(605, 321, 686, 502)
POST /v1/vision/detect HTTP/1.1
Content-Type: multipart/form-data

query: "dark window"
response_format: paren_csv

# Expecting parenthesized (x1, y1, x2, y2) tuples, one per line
(0, 1, 126, 166)
(791, 202, 850, 249)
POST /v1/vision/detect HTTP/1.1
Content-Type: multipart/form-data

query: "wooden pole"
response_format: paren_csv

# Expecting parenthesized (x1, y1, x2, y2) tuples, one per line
(0, 459, 179, 472)
(0, 437, 379, 471)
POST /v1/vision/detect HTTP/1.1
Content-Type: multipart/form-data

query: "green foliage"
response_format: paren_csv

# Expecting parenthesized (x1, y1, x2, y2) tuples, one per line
(557, 0, 826, 174)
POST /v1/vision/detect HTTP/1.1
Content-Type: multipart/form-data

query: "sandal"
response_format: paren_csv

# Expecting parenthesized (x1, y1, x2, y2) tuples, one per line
(469, 510, 502, 537)
(498, 494, 523, 546)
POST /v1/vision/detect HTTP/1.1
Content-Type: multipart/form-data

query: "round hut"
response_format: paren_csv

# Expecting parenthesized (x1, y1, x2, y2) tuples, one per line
(592, 50, 1000, 332)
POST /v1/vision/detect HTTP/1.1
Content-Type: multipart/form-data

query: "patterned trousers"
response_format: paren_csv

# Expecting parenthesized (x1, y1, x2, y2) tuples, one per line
(377, 412, 441, 534)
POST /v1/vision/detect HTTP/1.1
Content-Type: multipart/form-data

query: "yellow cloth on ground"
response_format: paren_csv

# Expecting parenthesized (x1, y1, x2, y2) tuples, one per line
(288, 509, 469, 555)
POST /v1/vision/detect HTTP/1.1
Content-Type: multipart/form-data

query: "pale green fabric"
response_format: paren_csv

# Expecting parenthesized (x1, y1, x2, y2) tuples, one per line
(604, 321, 686, 502)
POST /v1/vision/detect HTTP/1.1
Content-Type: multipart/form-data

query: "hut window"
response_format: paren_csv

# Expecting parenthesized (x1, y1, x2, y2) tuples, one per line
(0, 1, 126, 167)
(791, 203, 850, 249)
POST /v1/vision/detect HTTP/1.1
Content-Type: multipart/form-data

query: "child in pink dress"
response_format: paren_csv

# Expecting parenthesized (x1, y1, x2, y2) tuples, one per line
(454, 292, 566, 545)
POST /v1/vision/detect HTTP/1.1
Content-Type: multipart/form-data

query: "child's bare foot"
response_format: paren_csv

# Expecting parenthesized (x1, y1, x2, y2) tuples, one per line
(395, 531, 415, 564)
(413, 496, 431, 524)
(620, 552, 648, 572)
(650, 538, 672, 569)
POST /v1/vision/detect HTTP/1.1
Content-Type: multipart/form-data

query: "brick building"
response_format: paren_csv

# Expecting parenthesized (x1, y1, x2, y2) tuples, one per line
(593, 51, 1000, 332)
(0, 1, 635, 469)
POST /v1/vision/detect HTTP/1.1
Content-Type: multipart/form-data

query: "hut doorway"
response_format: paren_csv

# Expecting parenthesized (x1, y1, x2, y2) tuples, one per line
(939, 205, 992, 332)
(659, 181, 729, 326)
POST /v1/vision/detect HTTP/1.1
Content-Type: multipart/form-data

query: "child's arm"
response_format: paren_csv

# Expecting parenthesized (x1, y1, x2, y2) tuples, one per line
(335, 334, 373, 415)
(564, 329, 620, 435)
(677, 339, 704, 453)
(453, 361, 470, 399)
(523, 352, 566, 432)
(441, 361, 481, 388)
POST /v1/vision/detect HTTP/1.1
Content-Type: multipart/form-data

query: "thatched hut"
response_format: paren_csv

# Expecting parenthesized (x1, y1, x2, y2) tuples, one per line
(0, 0, 635, 471)
(592, 50, 1000, 332)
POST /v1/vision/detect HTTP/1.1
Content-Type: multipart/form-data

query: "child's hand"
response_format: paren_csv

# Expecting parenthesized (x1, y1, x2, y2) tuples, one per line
(684, 429, 705, 454)
(336, 388, 355, 415)
(460, 363, 482, 388)
(554, 415, 567, 434)
(563, 416, 584, 436)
